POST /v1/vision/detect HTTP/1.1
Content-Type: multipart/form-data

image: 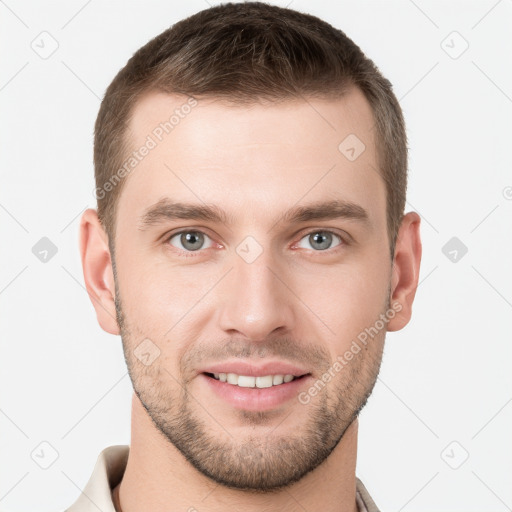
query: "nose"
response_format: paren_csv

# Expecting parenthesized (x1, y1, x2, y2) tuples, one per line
(217, 245, 296, 342)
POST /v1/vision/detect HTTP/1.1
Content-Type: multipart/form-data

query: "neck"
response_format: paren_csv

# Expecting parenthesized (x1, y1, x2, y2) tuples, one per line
(114, 394, 359, 512)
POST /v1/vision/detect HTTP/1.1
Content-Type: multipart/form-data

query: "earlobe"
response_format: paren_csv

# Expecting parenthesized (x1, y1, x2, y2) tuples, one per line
(79, 208, 120, 335)
(387, 212, 422, 332)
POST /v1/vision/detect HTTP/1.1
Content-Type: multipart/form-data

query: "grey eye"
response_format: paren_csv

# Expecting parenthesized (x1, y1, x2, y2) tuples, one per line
(168, 231, 213, 252)
(297, 231, 342, 251)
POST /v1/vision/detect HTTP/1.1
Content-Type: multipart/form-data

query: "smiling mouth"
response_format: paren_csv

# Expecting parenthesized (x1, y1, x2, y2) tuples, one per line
(203, 372, 309, 388)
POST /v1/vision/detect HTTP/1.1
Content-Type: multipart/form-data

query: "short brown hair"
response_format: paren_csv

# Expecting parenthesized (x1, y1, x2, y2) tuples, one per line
(94, 1, 407, 259)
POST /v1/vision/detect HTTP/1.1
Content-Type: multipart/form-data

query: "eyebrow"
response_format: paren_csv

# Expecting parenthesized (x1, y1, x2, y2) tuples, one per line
(138, 197, 371, 231)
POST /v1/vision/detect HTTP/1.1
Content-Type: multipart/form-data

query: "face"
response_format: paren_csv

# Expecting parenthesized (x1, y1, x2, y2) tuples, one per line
(112, 89, 393, 491)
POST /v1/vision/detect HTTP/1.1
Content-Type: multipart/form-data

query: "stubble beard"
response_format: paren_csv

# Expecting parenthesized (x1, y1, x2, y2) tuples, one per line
(114, 280, 387, 492)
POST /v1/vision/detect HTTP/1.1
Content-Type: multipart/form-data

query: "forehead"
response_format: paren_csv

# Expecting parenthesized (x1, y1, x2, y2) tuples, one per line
(117, 88, 385, 233)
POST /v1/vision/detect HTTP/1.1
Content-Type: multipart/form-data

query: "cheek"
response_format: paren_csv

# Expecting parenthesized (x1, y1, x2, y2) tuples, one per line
(116, 248, 177, 309)
(115, 254, 216, 350)
(306, 259, 390, 350)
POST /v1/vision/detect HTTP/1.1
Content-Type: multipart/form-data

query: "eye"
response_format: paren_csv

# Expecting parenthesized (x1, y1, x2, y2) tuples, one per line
(167, 230, 214, 252)
(165, 228, 347, 255)
(295, 230, 344, 252)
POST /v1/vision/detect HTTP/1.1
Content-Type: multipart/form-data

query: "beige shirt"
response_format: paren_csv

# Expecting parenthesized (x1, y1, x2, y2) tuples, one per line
(65, 445, 380, 512)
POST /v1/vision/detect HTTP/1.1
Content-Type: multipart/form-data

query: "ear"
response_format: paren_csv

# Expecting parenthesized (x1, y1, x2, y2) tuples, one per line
(387, 211, 422, 332)
(79, 208, 120, 335)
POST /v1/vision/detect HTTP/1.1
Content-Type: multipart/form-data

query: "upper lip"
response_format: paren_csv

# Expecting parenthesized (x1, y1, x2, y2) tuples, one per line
(199, 361, 310, 378)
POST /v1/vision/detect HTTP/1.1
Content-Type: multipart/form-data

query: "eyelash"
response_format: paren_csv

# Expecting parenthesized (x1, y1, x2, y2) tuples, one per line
(163, 228, 349, 257)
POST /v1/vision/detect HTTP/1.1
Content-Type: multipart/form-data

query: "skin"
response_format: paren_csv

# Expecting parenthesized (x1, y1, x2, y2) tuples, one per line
(80, 87, 421, 512)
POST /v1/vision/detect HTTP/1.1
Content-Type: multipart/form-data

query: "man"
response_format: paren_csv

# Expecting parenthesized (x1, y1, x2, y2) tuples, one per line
(72, 2, 421, 511)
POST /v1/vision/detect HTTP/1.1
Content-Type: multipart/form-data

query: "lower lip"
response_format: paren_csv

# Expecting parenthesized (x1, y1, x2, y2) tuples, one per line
(199, 373, 311, 411)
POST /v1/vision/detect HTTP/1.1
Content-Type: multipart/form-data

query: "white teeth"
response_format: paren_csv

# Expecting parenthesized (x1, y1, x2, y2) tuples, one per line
(238, 375, 256, 388)
(272, 374, 284, 385)
(256, 375, 273, 388)
(212, 373, 298, 387)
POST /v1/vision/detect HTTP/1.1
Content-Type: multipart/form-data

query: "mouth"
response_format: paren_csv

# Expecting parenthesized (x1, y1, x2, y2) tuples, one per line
(203, 372, 310, 388)
(200, 368, 313, 411)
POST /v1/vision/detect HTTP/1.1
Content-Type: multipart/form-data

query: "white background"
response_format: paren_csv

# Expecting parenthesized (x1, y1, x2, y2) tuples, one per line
(1, 1, 511, 510)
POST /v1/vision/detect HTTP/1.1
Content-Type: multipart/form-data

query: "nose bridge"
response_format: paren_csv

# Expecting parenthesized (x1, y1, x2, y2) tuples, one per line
(217, 237, 295, 340)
